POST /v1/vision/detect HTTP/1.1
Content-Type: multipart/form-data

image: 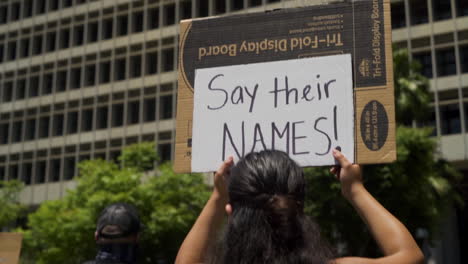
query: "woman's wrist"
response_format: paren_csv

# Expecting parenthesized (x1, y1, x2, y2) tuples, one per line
(342, 182, 366, 202)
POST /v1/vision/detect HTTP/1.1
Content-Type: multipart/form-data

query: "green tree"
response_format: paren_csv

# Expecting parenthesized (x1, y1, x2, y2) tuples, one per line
(21, 143, 210, 264)
(304, 49, 462, 256)
(0, 180, 25, 229)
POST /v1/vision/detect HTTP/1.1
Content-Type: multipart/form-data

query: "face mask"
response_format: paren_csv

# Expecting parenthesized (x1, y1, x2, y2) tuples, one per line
(96, 243, 138, 264)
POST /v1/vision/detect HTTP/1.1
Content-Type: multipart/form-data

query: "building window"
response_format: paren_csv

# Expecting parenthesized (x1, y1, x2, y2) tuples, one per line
(117, 15, 128, 36)
(144, 98, 156, 122)
(100, 61, 111, 84)
(62, 0, 72, 8)
(146, 52, 158, 75)
(49, 159, 61, 182)
(46, 31, 56, 52)
(457, 0, 468, 16)
(33, 35, 43, 55)
(49, 0, 59, 11)
(73, 24, 84, 46)
(63, 157, 75, 180)
(0, 123, 9, 144)
(36, 161, 46, 184)
(52, 114, 64, 136)
(130, 55, 142, 78)
(11, 2, 20, 21)
(59, 28, 70, 49)
(9, 165, 19, 180)
(20, 38, 30, 58)
(114, 58, 126, 81)
(127, 101, 140, 124)
(25, 119, 36, 140)
(112, 104, 124, 127)
(7, 41, 16, 60)
(70, 68, 81, 89)
(215, 0, 225, 15)
(436, 48, 456, 77)
(198, 0, 208, 17)
(12, 121, 23, 143)
(163, 4, 175, 25)
(29, 76, 40, 97)
(24, 0, 33, 18)
(162, 48, 174, 72)
(132, 11, 144, 33)
(43, 73, 54, 94)
(440, 104, 461, 135)
(0, 5, 7, 24)
(461, 45, 468, 73)
(158, 143, 172, 162)
(232, 0, 244, 11)
(102, 18, 113, 40)
(432, 0, 452, 21)
(88, 22, 98, 43)
(67, 111, 78, 134)
(410, 0, 429, 25)
(56, 70, 67, 92)
(36, 0, 46, 14)
(2, 82, 13, 102)
(160, 95, 173, 120)
(148, 8, 159, 29)
(81, 109, 93, 132)
(22, 163, 32, 185)
(16, 79, 26, 99)
(249, 0, 262, 7)
(96, 106, 108, 129)
(39, 116, 50, 138)
(0, 44, 4, 62)
(85, 64, 96, 86)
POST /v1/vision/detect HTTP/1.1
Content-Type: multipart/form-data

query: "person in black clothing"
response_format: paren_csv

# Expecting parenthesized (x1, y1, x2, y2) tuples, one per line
(83, 203, 141, 264)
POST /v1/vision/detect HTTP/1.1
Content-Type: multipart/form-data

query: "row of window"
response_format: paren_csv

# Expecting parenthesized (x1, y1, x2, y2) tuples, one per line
(0, 91, 174, 145)
(0, 47, 174, 103)
(0, 0, 90, 24)
(0, 134, 173, 184)
(391, 0, 468, 29)
(412, 44, 468, 78)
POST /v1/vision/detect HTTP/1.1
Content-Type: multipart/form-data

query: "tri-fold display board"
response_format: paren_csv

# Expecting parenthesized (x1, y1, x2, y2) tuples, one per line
(175, 0, 395, 173)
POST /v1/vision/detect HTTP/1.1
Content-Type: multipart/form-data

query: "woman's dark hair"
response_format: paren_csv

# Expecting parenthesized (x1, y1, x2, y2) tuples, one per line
(217, 150, 334, 264)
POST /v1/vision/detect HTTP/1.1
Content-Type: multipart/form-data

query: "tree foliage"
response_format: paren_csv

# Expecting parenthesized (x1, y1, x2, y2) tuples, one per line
(0, 180, 24, 229)
(20, 143, 210, 264)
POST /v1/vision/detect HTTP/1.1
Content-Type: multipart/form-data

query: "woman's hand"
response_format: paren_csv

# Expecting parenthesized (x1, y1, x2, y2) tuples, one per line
(213, 156, 234, 205)
(330, 149, 363, 200)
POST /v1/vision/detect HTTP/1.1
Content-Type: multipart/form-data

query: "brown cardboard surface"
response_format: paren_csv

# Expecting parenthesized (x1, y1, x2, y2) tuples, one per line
(0, 233, 22, 264)
(175, 0, 395, 173)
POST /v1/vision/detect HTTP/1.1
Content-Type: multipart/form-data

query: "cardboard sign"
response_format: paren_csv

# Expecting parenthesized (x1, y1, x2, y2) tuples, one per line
(192, 55, 354, 172)
(175, 0, 395, 173)
(0, 233, 22, 264)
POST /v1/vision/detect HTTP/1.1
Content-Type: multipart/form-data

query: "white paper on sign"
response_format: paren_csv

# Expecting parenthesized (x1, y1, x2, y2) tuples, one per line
(191, 54, 354, 172)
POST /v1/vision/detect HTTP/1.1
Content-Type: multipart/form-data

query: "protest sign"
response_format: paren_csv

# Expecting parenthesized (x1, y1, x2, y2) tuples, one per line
(0, 233, 22, 264)
(175, 0, 395, 173)
(192, 55, 354, 172)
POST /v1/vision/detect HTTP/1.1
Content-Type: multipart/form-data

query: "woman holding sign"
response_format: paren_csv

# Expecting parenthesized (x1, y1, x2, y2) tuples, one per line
(175, 150, 424, 264)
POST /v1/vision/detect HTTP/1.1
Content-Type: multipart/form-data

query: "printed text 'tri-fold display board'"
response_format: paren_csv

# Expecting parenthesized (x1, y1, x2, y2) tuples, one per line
(191, 55, 354, 172)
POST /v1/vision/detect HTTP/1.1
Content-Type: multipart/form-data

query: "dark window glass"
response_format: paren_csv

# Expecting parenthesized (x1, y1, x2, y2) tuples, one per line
(436, 48, 456, 77)
(110, 150, 121, 164)
(63, 0, 72, 8)
(22, 163, 32, 185)
(457, 0, 468, 16)
(88, 22, 98, 43)
(215, 0, 225, 14)
(46, 31, 56, 52)
(460, 45, 468, 73)
(198, 0, 208, 17)
(162, 48, 174, 72)
(114, 58, 126, 81)
(148, 8, 159, 29)
(130, 55, 142, 78)
(39, 116, 50, 138)
(440, 104, 461, 135)
(163, 4, 175, 25)
(0, 167, 4, 181)
(63, 157, 75, 180)
(85, 64, 96, 86)
(410, 0, 429, 25)
(160, 95, 173, 120)
(24, 0, 33, 17)
(56, 70, 67, 91)
(96, 106, 108, 129)
(36, 0, 46, 14)
(43, 73, 54, 94)
(20, 38, 30, 58)
(144, 98, 156, 122)
(59, 28, 70, 49)
(25, 119, 36, 140)
(53, 114, 64, 136)
(158, 143, 172, 162)
(36, 161, 46, 183)
(0, 123, 9, 144)
(2, 82, 13, 102)
(117, 15, 128, 36)
(70, 68, 81, 89)
(16, 79, 26, 99)
(9, 165, 19, 180)
(11, 2, 20, 21)
(49, 159, 61, 182)
(132, 11, 144, 33)
(49, 0, 59, 11)
(67, 111, 78, 134)
(7, 41, 16, 60)
(112, 104, 124, 127)
(433, 0, 452, 21)
(0, 44, 4, 62)
(232, 0, 244, 11)
(29, 76, 39, 97)
(102, 18, 113, 40)
(146, 52, 158, 74)
(33, 35, 43, 55)
(73, 25, 84, 46)
(12, 121, 22, 142)
(249, 0, 262, 7)
(100, 61, 111, 84)
(0, 6, 7, 23)
(127, 101, 140, 124)
(81, 109, 93, 131)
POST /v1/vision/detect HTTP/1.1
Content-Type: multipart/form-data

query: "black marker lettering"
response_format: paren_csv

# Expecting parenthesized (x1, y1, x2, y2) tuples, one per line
(270, 77, 280, 108)
(244, 84, 259, 113)
(301, 85, 314, 101)
(333, 105, 338, 141)
(251, 123, 267, 152)
(207, 74, 228, 110)
(222, 122, 245, 161)
(272, 122, 290, 154)
(314, 117, 331, 156)
(292, 121, 310, 155)
(324, 79, 336, 98)
(231, 86, 244, 105)
(316, 75, 322, 100)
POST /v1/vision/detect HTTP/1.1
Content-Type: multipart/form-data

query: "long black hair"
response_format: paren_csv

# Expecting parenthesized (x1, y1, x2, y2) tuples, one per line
(215, 150, 334, 264)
